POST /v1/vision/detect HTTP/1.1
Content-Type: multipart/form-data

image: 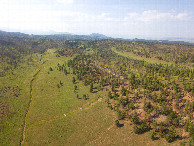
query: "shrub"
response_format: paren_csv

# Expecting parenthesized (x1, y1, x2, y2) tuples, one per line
(49, 67, 53, 71)
(133, 121, 151, 134)
(115, 120, 120, 127)
(117, 110, 124, 120)
(131, 111, 139, 125)
(165, 126, 177, 142)
(151, 131, 156, 140)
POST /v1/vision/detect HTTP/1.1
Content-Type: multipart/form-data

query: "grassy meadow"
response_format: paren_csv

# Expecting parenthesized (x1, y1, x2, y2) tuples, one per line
(0, 53, 42, 145)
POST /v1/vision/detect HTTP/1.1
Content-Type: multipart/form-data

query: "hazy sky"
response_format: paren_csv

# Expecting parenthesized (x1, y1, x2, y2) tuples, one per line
(0, 0, 194, 39)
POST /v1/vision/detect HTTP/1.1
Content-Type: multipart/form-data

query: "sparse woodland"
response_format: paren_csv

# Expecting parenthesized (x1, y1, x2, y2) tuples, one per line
(0, 37, 193, 145)
(59, 40, 194, 144)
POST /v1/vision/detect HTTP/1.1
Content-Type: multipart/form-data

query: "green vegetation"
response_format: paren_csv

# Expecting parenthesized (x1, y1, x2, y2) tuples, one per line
(0, 37, 193, 145)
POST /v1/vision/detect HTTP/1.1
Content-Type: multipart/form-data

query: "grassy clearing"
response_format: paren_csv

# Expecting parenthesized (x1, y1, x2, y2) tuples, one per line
(23, 49, 107, 144)
(0, 54, 42, 145)
(84, 48, 94, 55)
(112, 47, 174, 65)
(24, 99, 115, 145)
(26, 50, 105, 125)
(91, 123, 185, 146)
(113, 47, 194, 69)
(24, 97, 184, 146)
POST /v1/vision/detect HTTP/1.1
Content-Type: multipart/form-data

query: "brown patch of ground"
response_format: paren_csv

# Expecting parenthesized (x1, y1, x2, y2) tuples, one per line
(155, 115, 167, 123)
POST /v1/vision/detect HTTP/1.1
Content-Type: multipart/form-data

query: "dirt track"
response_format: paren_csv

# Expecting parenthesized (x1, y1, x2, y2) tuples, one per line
(20, 69, 41, 146)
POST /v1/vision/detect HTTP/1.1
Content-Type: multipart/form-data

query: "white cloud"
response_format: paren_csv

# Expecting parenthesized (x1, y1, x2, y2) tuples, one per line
(56, 0, 74, 4)
(126, 10, 189, 22)
(175, 12, 188, 20)
(0, 1, 70, 33)
(0, 0, 192, 38)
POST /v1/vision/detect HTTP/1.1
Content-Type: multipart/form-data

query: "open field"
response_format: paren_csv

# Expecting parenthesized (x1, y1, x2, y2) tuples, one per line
(0, 54, 42, 145)
(112, 47, 173, 65)
(23, 49, 109, 145)
(112, 47, 194, 70)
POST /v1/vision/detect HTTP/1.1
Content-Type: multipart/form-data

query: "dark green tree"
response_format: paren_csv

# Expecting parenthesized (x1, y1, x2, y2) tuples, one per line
(72, 77, 76, 84)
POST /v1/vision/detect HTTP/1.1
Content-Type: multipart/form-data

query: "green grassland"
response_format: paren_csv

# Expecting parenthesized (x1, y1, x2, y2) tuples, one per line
(22, 49, 187, 145)
(112, 47, 194, 69)
(1, 48, 191, 146)
(23, 49, 108, 145)
(0, 53, 42, 145)
(112, 47, 171, 65)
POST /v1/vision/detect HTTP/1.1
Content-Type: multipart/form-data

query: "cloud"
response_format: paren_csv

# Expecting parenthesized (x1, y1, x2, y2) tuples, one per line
(175, 12, 188, 20)
(126, 10, 189, 22)
(0, 0, 191, 38)
(0, 1, 70, 33)
(56, 0, 74, 4)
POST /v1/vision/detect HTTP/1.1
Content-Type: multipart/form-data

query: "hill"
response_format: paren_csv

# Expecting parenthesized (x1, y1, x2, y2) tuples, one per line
(0, 30, 193, 45)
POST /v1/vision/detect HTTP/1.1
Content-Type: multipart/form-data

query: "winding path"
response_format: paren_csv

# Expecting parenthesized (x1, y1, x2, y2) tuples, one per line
(21, 69, 41, 146)
(28, 95, 105, 128)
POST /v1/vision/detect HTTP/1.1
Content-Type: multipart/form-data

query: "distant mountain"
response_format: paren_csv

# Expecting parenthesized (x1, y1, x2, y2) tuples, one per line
(89, 33, 110, 39)
(0, 30, 193, 45)
(0, 30, 111, 40)
(131, 38, 194, 45)
(33, 33, 111, 41)
(0, 30, 29, 37)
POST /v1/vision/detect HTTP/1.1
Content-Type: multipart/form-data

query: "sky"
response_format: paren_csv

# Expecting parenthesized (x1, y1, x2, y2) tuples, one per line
(0, 0, 194, 39)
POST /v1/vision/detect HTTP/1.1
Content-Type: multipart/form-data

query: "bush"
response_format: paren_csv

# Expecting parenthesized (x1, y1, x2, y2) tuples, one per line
(131, 111, 139, 125)
(180, 141, 186, 146)
(108, 91, 113, 99)
(188, 123, 194, 145)
(188, 123, 194, 138)
(83, 94, 87, 100)
(151, 131, 156, 140)
(133, 121, 151, 134)
(115, 120, 120, 127)
(49, 67, 53, 71)
(72, 77, 76, 84)
(165, 126, 177, 142)
(117, 110, 124, 120)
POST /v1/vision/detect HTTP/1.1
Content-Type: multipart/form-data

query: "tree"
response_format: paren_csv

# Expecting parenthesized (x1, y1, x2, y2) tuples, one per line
(115, 120, 120, 127)
(49, 67, 53, 71)
(90, 83, 93, 93)
(184, 119, 190, 132)
(74, 85, 77, 91)
(117, 110, 124, 120)
(83, 94, 87, 100)
(84, 79, 88, 86)
(151, 131, 156, 140)
(165, 125, 177, 142)
(131, 111, 139, 125)
(64, 68, 67, 75)
(152, 120, 157, 130)
(133, 121, 151, 134)
(180, 141, 186, 146)
(127, 102, 135, 110)
(108, 91, 112, 99)
(72, 77, 76, 84)
(143, 101, 152, 112)
(114, 91, 119, 100)
(188, 123, 194, 145)
(120, 86, 127, 96)
(60, 80, 63, 86)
